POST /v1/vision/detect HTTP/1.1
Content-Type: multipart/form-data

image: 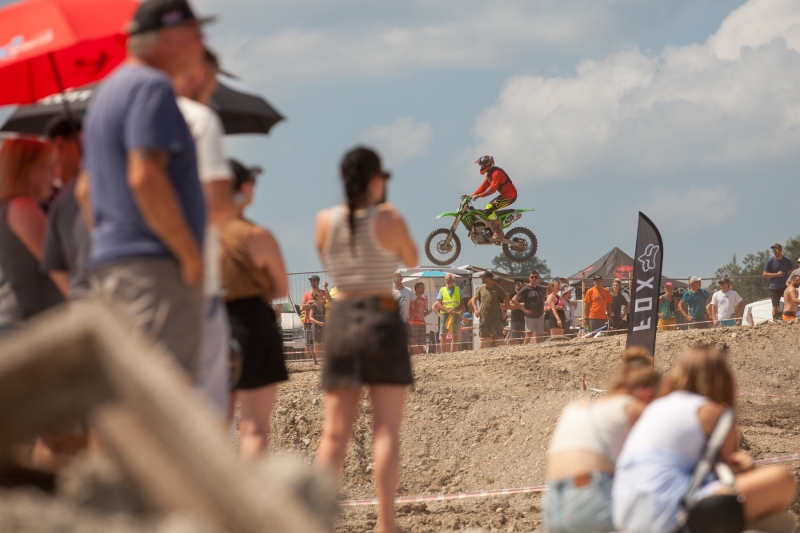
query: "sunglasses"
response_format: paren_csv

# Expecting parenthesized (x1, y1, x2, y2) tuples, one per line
(529, 275, 539, 279)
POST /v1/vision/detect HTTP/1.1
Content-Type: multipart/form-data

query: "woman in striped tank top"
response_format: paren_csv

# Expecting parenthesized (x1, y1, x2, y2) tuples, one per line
(314, 147, 417, 533)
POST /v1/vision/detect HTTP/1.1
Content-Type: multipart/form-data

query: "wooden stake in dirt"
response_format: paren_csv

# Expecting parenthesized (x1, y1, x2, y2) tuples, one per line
(0, 301, 334, 533)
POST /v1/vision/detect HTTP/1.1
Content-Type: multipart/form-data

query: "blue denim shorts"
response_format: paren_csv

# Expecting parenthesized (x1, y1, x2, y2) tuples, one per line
(543, 470, 614, 533)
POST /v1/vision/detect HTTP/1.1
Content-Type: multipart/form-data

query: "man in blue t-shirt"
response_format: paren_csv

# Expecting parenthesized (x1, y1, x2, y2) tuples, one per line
(678, 276, 711, 329)
(80, 0, 213, 377)
(763, 243, 793, 320)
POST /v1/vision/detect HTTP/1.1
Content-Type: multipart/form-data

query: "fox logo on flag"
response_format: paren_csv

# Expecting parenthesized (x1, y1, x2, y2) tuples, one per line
(638, 244, 660, 272)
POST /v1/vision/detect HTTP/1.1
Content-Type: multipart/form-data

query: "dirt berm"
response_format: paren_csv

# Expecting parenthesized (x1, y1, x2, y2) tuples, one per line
(271, 320, 800, 533)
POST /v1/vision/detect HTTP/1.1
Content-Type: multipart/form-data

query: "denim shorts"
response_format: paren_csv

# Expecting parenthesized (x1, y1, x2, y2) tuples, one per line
(322, 297, 413, 389)
(543, 470, 614, 533)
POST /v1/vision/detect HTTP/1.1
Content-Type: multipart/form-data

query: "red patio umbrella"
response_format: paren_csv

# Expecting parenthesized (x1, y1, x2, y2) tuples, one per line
(0, 0, 138, 106)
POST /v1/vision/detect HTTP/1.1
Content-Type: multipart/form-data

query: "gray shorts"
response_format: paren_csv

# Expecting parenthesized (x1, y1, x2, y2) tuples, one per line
(91, 257, 204, 379)
(439, 313, 462, 336)
(525, 315, 544, 335)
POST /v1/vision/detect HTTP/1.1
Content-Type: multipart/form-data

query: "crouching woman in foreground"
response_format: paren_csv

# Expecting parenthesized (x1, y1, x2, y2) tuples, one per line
(543, 347, 661, 533)
(613, 344, 796, 533)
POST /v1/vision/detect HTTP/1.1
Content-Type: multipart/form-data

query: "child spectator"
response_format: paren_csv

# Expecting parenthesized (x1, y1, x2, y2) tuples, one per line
(459, 312, 474, 350)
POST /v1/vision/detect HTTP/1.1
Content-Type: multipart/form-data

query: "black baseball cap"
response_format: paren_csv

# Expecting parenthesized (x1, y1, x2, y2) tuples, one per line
(128, 0, 216, 36)
(228, 158, 262, 190)
(481, 270, 495, 279)
(771, 243, 782, 250)
(44, 115, 81, 139)
(593, 275, 603, 280)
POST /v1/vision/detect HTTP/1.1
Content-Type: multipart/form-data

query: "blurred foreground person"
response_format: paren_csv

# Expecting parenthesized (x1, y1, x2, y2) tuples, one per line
(41, 118, 92, 301)
(0, 138, 73, 469)
(82, 0, 211, 376)
(174, 46, 234, 418)
(0, 138, 66, 334)
(613, 345, 796, 533)
(314, 147, 417, 533)
(543, 348, 660, 533)
(220, 160, 288, 459)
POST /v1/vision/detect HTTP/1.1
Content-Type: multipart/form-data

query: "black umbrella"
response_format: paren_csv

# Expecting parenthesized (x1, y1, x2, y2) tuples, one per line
(0, 73, 283, 136)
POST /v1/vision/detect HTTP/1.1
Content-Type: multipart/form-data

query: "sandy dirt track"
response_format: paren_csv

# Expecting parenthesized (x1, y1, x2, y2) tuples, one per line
(271, 320, 800, 532)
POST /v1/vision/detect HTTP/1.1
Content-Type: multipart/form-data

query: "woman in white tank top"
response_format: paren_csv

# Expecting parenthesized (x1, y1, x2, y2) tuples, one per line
(613, 345, 796, 533)
(543, 348, 660, 533)
(314, 147, 417, 533)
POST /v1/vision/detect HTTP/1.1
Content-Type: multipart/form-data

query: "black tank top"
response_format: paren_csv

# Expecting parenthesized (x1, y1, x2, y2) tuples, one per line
(0, 200, 64, 326)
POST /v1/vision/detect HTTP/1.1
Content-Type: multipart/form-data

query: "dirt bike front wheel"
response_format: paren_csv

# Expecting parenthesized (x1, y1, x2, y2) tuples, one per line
(424, 229, 462, 266)
(502, 227, 538, 263)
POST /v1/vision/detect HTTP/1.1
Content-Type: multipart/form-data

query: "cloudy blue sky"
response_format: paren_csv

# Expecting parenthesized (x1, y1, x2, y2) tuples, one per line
(5, 0, 800, 279)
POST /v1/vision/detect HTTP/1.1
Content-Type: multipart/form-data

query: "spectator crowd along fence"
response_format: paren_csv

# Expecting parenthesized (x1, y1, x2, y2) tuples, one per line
(277, 271, 782, 363)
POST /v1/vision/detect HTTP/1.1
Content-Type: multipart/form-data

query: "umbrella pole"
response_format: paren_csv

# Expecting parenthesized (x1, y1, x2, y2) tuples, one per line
(47, 52, 76, 133)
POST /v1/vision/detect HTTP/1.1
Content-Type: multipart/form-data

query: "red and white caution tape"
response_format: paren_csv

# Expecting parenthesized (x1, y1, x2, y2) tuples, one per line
(340, 485, 546, 507)
(754, 454, 800, 466)
(340, 453, 800, 507)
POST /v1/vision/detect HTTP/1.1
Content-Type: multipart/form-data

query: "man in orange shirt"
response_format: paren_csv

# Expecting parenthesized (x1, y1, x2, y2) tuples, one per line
(582, 275, 612, 333)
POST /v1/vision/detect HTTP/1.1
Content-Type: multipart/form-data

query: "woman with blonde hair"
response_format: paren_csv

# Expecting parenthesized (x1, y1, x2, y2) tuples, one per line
(613, 344, 796, 533)
(545, 279, 566, 337)
(0, 137, 66, 333)
(543, 347, 661, 533)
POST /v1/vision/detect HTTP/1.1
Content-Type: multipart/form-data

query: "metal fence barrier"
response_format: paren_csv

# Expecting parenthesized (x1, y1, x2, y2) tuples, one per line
(278, 272, 786, 360)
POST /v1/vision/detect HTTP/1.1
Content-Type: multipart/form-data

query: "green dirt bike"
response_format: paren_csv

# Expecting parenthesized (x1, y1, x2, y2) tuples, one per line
(424, 195, 537, 266)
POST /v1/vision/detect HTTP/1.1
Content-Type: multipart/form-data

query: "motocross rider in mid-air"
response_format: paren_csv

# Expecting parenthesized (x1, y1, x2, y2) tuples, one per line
(470, 155, 517, 242)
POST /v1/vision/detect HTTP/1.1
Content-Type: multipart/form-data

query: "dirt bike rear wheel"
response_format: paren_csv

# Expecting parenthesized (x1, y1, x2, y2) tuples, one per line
(424, 229, 461, 266)
(502, 227, 538, 263)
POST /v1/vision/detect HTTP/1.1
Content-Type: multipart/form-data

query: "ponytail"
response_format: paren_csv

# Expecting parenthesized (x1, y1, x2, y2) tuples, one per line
(340, 146, 383, 255)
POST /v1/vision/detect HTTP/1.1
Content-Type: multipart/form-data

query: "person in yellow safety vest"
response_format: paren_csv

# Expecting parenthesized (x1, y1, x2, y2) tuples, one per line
(431, 273, 463, 353)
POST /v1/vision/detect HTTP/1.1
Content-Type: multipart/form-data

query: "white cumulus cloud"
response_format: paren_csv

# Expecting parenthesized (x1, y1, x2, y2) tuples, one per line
(645, 186, 739, 231)
(198, 0, 707, 92)
(360, 117, 433, 164)
(470, 0, 800, 183)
